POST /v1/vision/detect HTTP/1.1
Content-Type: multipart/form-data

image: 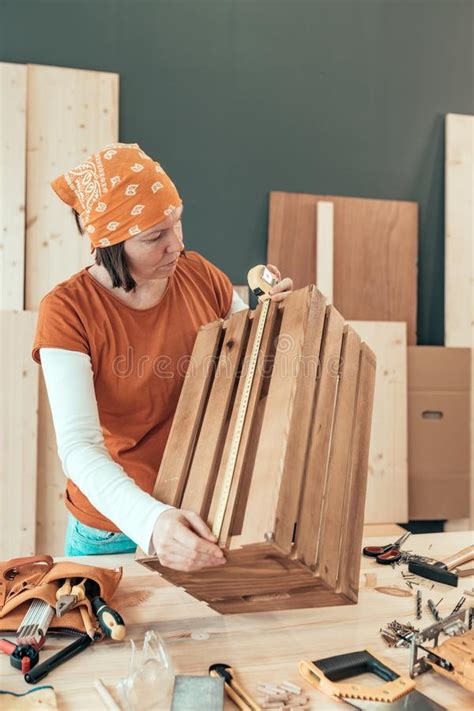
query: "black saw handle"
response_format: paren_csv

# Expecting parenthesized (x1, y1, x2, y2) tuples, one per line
(313, 650, 399, 682)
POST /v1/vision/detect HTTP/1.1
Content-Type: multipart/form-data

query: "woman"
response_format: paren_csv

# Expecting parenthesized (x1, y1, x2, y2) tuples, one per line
(32, 143, 293, 571)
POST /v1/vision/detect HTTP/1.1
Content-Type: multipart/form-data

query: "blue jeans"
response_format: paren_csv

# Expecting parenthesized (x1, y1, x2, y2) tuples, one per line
(64, 513, 137, 556)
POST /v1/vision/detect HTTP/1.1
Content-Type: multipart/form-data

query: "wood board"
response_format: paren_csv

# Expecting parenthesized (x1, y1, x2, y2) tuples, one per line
(25, 64, 119, 309)
(0, 311, 39, 558)
(268, 192, 418, 344)
(137, 286, 376, 613)
(444, 113, 474, 528)
(316, 201, 334, 302)
(0, 63, 27, 309)
(24, 64, 119, 555)
(349, 321, 408, 524)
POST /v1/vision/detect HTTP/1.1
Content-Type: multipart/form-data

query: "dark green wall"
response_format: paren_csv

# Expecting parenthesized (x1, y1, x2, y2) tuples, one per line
(1, 0, 473, 343)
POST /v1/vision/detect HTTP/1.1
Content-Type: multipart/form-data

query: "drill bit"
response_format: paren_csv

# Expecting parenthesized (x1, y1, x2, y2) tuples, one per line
(416, 590, 422, 620)
(427, 599, 441, 622)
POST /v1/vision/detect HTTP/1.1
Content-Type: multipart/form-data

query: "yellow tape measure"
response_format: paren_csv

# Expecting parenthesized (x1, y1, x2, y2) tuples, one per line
(211, 265, 277, 540)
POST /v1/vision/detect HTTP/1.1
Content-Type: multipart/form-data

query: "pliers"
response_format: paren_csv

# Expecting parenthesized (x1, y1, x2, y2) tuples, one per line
(55, 577, 87, 617)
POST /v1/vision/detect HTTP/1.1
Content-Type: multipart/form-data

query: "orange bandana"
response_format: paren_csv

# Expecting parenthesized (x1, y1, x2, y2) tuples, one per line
(51, 143, 182, 248)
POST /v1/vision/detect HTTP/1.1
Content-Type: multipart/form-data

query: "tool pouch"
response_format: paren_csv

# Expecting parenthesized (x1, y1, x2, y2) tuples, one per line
(0, 555, 123, 639)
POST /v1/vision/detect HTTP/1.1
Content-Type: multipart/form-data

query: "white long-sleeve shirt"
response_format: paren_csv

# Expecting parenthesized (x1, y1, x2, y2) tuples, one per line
(40, 288, 249, 556)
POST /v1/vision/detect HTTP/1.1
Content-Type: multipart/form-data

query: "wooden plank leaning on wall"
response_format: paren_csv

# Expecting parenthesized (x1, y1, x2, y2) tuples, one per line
(0, 63, 26, 310)
(444, 113, 474, 528)
(348, 321, 408, 525)
(0, 312, 39, 557)
(0, 64, 36, 558)
(268, 192, 418, 344)
(25, 64, 119, 555)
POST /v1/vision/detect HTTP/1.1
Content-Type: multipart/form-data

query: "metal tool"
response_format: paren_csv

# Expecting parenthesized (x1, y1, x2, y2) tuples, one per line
(416, 590, 422, 620)
(211, 265, 277, 540)
(57, 577, 100, 638)
(363, 531, 411, 564)
(342, 694, 445, 710)
(408, 545, 474, 587)
(427, 599, 442, 622)
(299, 649, 445, 710)
(379, 620, 419, 649)
(448, 596, 466, 617)
(409, 609, 470, 680)
(171, 675, 224, 711)
(56, 577, 76, 616)
(209, 663, 261, 711)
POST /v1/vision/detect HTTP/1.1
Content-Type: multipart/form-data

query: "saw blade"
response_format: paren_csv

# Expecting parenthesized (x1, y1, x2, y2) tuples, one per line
(341, 689, 446, 711)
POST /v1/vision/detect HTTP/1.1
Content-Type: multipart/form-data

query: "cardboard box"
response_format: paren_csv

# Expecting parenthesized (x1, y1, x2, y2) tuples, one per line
(408, 346, 470, 520)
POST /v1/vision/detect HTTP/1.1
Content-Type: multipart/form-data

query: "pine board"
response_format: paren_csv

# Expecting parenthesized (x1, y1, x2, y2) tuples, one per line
(268, 192, 418, 344)
(0, 62, 27, 309)
(0, 311, 39, 558)
(445, 114, 474, 347)
(444, 113, 474, 528)
(25, 63, 119, 309)
(316, 201, 334, 302)
(26, 64, 119, 555)
(349, 321, 408, 524)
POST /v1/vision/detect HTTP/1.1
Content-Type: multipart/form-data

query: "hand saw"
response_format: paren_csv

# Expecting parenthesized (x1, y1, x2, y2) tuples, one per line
(299, 649, 445, 710)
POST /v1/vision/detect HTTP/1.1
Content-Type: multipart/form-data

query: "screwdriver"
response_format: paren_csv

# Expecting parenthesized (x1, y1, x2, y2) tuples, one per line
(85, 579, 126, 641)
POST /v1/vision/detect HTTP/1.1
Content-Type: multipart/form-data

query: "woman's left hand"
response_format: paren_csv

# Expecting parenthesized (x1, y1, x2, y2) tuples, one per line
(266, 264, 293, 303)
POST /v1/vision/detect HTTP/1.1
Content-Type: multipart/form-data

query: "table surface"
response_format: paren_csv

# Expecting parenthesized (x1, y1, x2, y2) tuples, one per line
(1, 531, 473, 710)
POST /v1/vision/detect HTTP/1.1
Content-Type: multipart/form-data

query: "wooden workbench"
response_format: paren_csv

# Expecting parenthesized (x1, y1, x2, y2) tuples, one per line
(1, 532, 472, 709)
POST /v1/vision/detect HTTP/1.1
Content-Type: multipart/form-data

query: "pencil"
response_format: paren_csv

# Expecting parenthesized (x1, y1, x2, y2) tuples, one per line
(79, 604, 96, 639)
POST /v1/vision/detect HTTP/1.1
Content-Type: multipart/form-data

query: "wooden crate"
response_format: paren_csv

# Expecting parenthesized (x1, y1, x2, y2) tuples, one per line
(136, 286, 376, 613)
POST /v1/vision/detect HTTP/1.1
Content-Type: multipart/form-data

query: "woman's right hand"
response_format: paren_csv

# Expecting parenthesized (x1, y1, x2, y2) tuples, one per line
(151, 508, 226, 572)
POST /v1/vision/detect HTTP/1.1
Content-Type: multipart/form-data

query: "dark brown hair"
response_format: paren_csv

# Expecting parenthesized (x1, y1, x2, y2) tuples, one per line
(72, 209, 185, 292)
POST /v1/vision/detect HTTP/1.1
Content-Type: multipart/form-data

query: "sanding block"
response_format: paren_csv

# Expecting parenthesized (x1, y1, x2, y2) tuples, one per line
(171, 675, 224, 710)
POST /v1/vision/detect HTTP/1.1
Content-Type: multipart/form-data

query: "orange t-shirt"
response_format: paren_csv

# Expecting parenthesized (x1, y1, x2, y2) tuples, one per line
(32, 251, 233, 531)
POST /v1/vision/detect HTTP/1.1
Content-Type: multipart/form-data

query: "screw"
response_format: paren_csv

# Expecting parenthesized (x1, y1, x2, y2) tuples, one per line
(448, 597, 466, 617)
(416, 590, 422, 620)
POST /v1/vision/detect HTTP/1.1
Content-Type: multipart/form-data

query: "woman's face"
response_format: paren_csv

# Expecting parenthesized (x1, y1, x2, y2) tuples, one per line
(123, 205, 185, 280)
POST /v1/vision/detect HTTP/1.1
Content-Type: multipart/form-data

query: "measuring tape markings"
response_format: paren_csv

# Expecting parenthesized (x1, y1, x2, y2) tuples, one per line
(212, 266, 278, 541)
(212, 298, 271, 540)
